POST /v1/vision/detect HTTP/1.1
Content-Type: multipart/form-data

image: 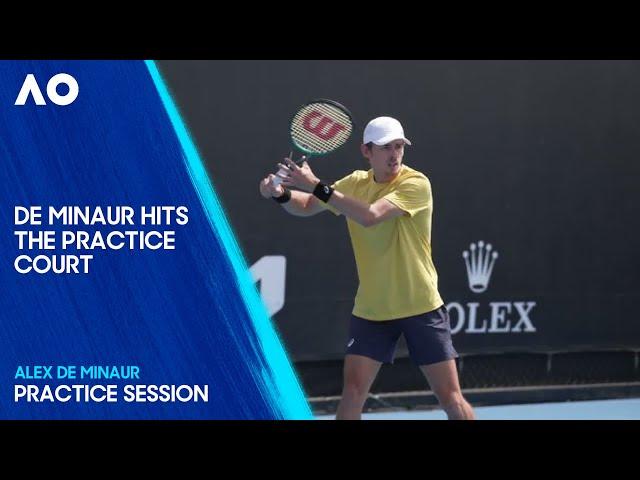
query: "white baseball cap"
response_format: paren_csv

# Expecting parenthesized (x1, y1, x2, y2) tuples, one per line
(363, 116, 412, 146)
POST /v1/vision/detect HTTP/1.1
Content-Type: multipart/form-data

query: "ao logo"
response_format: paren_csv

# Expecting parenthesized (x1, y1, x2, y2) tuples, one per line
(15, 73, 79, 106)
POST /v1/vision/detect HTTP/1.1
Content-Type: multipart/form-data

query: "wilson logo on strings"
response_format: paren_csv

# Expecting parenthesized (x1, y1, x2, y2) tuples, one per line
(302, 110, 347, 140)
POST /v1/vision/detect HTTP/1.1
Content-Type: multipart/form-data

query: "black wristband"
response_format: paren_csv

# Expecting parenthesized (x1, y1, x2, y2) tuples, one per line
(272, 187, 291, 204)
(313, 182, 334, 203)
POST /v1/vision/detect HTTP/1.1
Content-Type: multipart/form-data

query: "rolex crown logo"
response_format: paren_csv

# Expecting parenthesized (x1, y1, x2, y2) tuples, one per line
(462, 241, 499, 293)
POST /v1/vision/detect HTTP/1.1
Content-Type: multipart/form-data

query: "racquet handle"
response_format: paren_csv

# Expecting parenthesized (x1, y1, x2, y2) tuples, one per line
(271, 166, 288, 186)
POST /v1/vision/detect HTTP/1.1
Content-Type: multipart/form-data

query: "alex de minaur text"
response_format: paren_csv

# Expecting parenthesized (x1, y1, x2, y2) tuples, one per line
(13, 205, 189, 274)
(13, 365, 208, 403)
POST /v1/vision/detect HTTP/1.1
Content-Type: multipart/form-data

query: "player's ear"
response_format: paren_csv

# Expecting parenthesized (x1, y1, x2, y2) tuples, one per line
(360, 143, 370, 158)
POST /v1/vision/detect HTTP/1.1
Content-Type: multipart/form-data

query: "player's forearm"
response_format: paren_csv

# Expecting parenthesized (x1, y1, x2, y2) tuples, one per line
(326, 190, 376, 227)
(280, 191, 316, 217)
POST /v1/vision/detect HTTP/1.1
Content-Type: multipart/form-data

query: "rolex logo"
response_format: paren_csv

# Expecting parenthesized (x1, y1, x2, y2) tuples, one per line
(462, 241, 498, 293)
(448, 240, 536, 334)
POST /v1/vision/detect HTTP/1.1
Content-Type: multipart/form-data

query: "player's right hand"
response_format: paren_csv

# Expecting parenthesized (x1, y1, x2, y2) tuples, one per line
(260, 174, 285, 199)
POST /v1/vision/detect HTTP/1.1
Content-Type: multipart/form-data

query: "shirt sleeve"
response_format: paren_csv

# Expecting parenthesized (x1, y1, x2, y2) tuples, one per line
(382, 175, 431, 217)
(320, 172, 357, 216)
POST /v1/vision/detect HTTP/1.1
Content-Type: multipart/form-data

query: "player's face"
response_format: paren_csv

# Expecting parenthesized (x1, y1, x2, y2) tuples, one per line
(363, 140, 406, 182)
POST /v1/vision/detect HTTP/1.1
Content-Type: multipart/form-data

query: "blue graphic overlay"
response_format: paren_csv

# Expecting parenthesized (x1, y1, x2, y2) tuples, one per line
(0, 60, 311, 419)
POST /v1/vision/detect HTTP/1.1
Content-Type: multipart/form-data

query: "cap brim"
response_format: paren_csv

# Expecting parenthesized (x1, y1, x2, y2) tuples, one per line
(372, 136, 412, 146)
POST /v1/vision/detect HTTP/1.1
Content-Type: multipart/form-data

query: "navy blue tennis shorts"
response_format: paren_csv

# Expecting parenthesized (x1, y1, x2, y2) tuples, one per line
(345, 305, 458, 366)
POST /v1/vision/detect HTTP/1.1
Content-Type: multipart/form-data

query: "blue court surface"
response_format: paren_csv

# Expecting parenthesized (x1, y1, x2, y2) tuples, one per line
(315, 398, 640, 420)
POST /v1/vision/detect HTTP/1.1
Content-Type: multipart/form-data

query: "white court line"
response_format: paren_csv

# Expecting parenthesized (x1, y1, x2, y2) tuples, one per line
(315, 398, 640, 420)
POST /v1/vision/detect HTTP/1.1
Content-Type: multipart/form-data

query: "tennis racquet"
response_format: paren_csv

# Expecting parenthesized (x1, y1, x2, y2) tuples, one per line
(272, 99, 354, 186)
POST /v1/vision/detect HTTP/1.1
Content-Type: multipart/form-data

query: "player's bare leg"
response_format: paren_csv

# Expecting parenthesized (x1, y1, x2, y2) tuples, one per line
(420, 359, 475, 420)
(336, 354, 382, 420)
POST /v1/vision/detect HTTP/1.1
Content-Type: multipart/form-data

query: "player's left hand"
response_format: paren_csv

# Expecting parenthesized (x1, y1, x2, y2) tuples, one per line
(278, 156, 321, 193)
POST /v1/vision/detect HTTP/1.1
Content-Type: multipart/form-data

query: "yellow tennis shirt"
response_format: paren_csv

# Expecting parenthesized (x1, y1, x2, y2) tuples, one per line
(324, 164, 443, 321)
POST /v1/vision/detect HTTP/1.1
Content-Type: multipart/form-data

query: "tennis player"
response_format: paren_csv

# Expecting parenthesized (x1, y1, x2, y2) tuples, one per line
(259, 116, 475, 420)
